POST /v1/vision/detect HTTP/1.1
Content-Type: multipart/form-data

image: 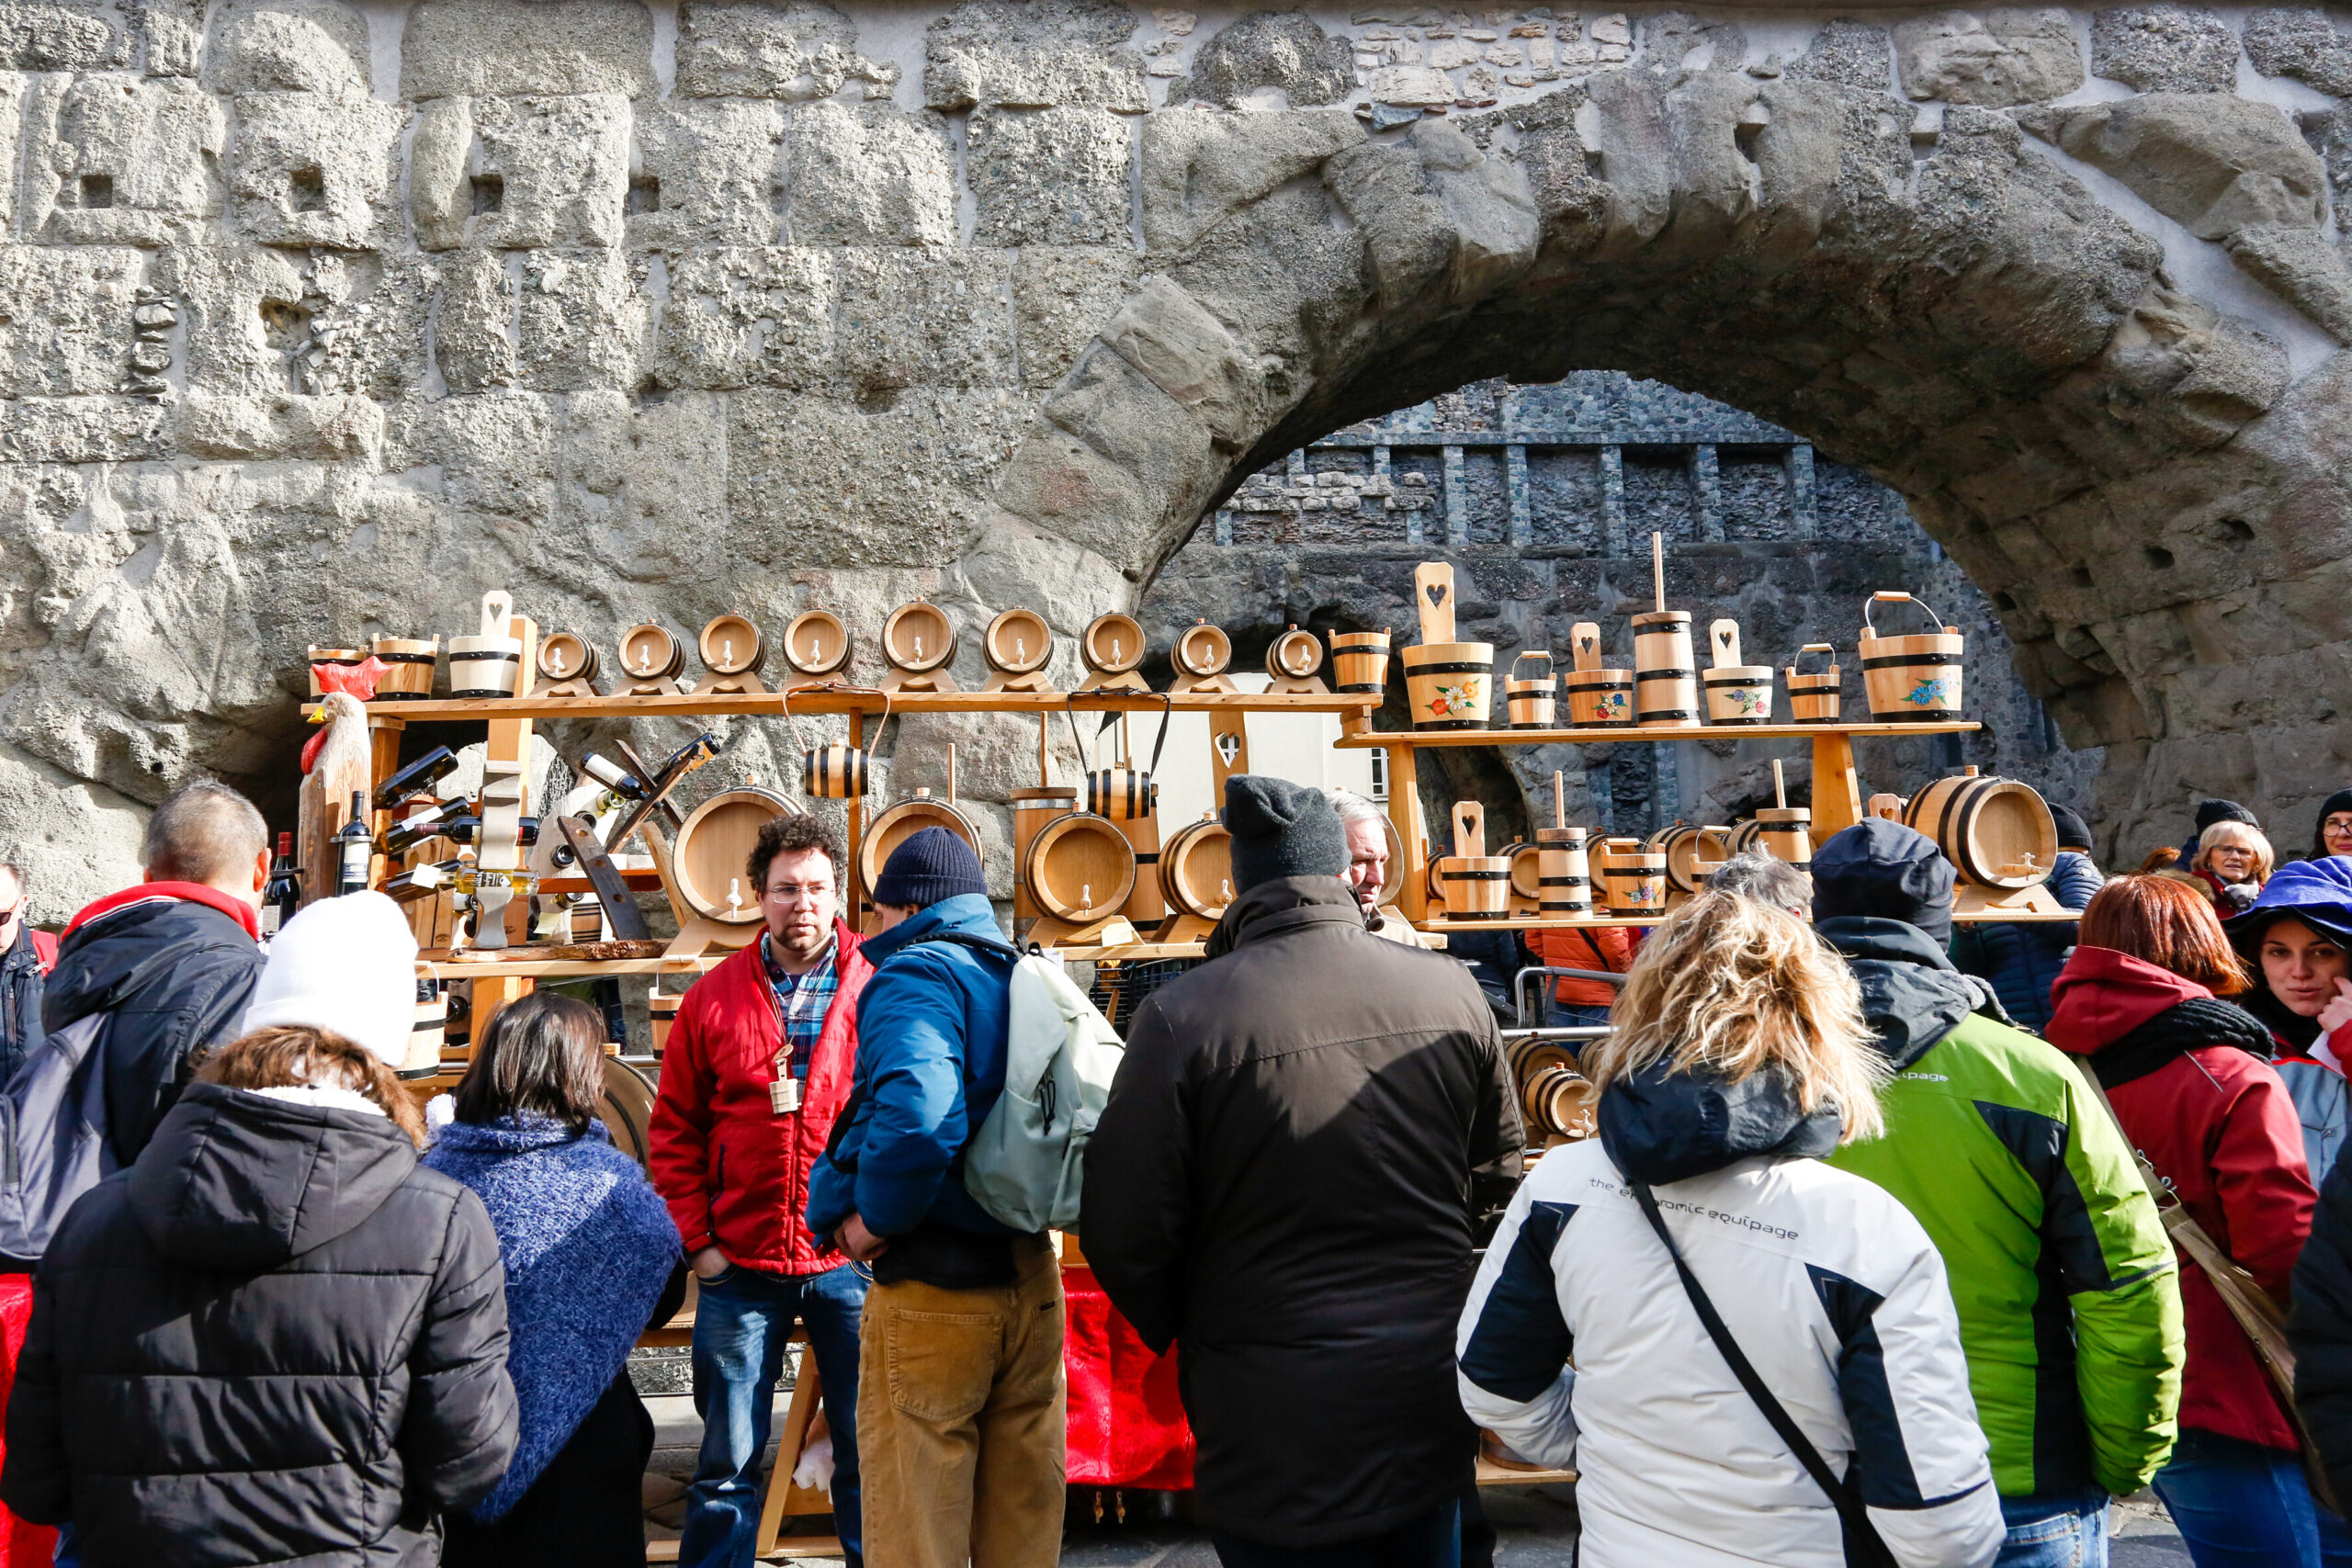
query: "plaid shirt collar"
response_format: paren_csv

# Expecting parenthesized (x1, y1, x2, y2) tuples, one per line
(760, 933, 838, 1078)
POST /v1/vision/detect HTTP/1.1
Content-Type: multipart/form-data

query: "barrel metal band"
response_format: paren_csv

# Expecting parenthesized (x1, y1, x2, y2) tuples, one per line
(1637, 708, 1698, 721)
(1406, 660, 1491, 674)
(1412, 718, 1486, 731)
(1859, 653, 1961, 671)
(1636, 668, 1695, 679)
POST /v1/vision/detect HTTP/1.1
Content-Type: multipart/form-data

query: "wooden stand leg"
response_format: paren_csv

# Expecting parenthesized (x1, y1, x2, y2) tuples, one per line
(1810, 732, 1863, 843)
(1209, 716, 1250, 799)
(1389, 745, 1429, 923)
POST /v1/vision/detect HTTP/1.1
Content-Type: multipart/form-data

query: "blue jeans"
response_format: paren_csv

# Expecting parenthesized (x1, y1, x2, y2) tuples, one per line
(681, 1261, 867, 1568)
(2154, 1428, 2352, 1567)
(1996, 1488, 2109, 1567)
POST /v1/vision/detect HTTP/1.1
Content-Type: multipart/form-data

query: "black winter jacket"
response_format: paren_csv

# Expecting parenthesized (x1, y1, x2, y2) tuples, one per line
(0, 923, 44, 1086)
(42, 892, 263, 1163)
(2295, 1146, 2352, 1507)
(1081, 877, 1524, 1547)
(1, 1082, 518, 1567)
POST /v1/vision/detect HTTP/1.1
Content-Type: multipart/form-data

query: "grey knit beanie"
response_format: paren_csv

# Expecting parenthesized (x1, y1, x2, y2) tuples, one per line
(1225, 775, 1350, 894)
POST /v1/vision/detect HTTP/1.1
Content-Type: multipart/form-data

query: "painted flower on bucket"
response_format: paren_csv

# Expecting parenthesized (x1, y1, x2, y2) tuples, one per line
(1905, 677, 1952, 707)
(1426, 678, 1480, 718)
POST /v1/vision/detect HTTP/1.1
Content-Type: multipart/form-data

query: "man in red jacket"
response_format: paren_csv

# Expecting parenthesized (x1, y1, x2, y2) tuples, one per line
(650, 814, 872, 1568)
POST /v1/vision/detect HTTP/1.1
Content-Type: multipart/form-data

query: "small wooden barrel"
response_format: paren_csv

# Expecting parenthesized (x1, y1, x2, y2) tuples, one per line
(859, 790, 987, 893)
(599, 1058, 660, 1168)
(985, 609, 1052, 675)
(883, 600, 956, 673)
(1787, 643, 1839, 723)
(1523, 1065, 1600, 1140)
(1510, 1036, 1579, 1081)
(1566, 668, 1634, 728)
(1085, 768, 1155, 821)
(402, 985, 446, 1079)
(1436, 851, 1510, 915)
(1537, 826, 1592, 913)
(1703, 666, 1774, 725)
(449, 592, 524, 698)
(1082, 614, 1147, 676)
(1903, 769, 2055, 888)
(370, 637, 438, 700)
(1267, 627, 1324, 682)
(1596, 839, 1667, 914)
(306, 646, 365, 699)
(1504, 840, 1544, 902)
(650, 992, 680, 1056)
(1860, 593, 1963, 722)
(1330, 629, 1391, 694)
(1401, 641, 1494, 730)
(783, 610, 851, 678)
(1173, 621, 1231, 679)
(1159, 815, 1235, 919)
(1632, 611, 1699, 729)
(802, 743, 868, 799)
(1025, 812, 1137, 923)
(699, 615, 764, 676)
(618, 623, 684, 682)
(1424, 847, 1448, 909)
(673, 786, 797, 923)
(569, 898, 604, 942)
(1646, 822, 1731, 895)
(537, 632, 598, 685)
(1012, 786, 1078, 920)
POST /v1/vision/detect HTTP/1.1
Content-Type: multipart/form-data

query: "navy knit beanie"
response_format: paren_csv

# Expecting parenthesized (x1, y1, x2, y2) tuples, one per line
(2196, 798, 2260, 833)
(2049, 804, 2093, 852)
(1811, 818, 1958, 943)
(1226, 775, 1349, 894)
(872, 826, 987, 908)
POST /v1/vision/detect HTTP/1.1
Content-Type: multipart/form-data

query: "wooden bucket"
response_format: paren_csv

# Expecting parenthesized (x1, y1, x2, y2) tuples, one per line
(1159, 814, 1234, 919)
(1860, 593, 1962, 722)
(1536, 826, 1591, 913)
(1703, 666, 1773, 724)
(1011, 786, 1078, 920)
(1330, 629, 1391, 694)
(1733, 807, 1814, 865)
(1646, 822, 1732, 894)
(306, 646, 365, 699)
(617, 623, 684, 682)
(1436, 801, 1510, 916)
(802, 743, 868, 799)
(1085, 769, 1156, 821)
(599, 1057, 660, 1167)
(883, 600, 957, 673)
(1401, 643, 1494, 730)
(1522, 1065, 1600, 1140)
(1596, 838, 1667, 914)
(1786, 643, 1840, 723)
(449, 592, 524, 698)
(1024, 812, 1136, 923)
(537, 632, 597, 685)
(1632, 611, 1698, 729)
(1565, 621, 1631, 727)
(1903, 768, 2055, 888)
(985, 609, 1052, 675)
(782, 610, 851, 678)
(1173, 621, 1231, 680)
(1506, 650, 1556, 729)
(673, 786, 797, 922)
(370, 636, 438, 700)
(859, 790, 987, 893)
(1267, 627, 1324, 682)
(1082, 614, 1146, 677)
(699, 615, 764, 676)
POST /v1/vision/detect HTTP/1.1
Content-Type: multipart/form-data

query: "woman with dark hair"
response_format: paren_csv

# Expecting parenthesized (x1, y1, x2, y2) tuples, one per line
(424, 992, 683, 1568)
(2046, 876, 2337, 1566)
(2312, 794, 2352, 863)
(2227, 859, 2352, 1184)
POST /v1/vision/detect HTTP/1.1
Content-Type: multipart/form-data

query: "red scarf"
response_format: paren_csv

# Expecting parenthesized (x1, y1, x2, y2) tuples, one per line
(63, 881, 261, 943)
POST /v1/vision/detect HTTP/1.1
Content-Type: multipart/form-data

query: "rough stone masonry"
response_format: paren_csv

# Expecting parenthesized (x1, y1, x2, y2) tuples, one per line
(5, 0, 2352, 908)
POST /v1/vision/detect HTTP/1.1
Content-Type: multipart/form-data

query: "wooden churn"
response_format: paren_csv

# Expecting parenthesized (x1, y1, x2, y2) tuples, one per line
(1435, 800, 1510, 916)
(1565, 622, 1633, 728)
(449, 592, 525, 699)
(1633, 536, 1698, 730)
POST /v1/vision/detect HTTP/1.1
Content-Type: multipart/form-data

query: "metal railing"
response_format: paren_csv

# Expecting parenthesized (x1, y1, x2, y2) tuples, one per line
(1512, 965, 1626, 1030)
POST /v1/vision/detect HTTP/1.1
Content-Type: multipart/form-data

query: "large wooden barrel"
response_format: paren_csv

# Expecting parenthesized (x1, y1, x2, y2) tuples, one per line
(782, 610, 851, 678)
(1860, 593, 1963, 722)
(859, 790, 986, 893)
(537, 632, 597, 685)
(1330, 629, 1390, 694)
(1024, 811, 1136, 923)
(618, 623, 684, 682)
(1903, 769, 2056, 887)
(1173, 621, 1231, 679)
(985, 609, 1052, 674)
(599, 1057, 660, 1166)
(882, 600, 956, 673)
(1401, 641, 1494, 730)
(1082, 613, 1146, 676)
(371, 636, 438, 700)
(801, 742, 868, 799)
(1537, 826, 1591, 913)
(1646, 822, 1731, 894)
(1011, 786, 1078, 920)
(672, 786, 797, 922)
(1503, 840, 1544, 902)
(1267, 627, 1324, 682)
(1596, 838, 1667, 914)
(699, 615, 764, 676)
(1786, 643, 1839, 723)
(1522, 1065, 1600, 1141)
(1632, 611, 1698, 729)
(1159, 814, 1234, 919)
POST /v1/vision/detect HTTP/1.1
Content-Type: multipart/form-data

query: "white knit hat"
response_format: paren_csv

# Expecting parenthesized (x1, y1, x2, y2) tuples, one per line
(240, 892, 420, 1066)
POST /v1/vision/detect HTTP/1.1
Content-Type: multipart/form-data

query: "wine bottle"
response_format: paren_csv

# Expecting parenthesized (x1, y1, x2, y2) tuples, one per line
(380, 798, 466, 856)
(434, 815, 540, 848)
(373, 747, 460, 809)
(334, 792, 373, 897)
(261, 831, 300, 940)
(581, 753, 650, 801)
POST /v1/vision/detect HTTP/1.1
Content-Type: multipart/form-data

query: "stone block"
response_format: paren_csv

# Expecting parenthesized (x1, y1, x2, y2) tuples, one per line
(1786, 18, 1893, 88)
(1097, 272, 1259, 447)
(1168, 10, 1353, 108)
(24, 73, 224, 244)
(2090, 6, 2238, 93)
(2246, 9, 2352, 98)
(677, 0, 885, 101)
(300, 251, 437, 400)
(0, 741, 147, 920)
(990, 418, 1160, 567)
(724, 388, 1029, 568)
(154, 239, 305, 397)
(1640, 11, 1747, 73)
(520, 249, 652, 391)
(783, 100, 956, 248)
(228, 91, 401, 250)
(1140, 107, 1363, 254)
(652, 246, 833, 391)
(1365, 64, 1453, 106)
(0, 396, 166, 462)
(0, 243, 141, 397)
(411, 389, 553, 519)
(407, 96, 469, 252)
(0, 3, 128, 70)
(1165, 184, 1366, 390)
(134, 0, 205, 76)
(2224, 223, 2352, 343)
(554, 389, 729, 568)
(401, 0, 655, 100)
(1012, 246, 1137, 390)
(201, 0, 368, 95)
(470, 94, 631, 251)
(2024, 94, 2325, 240)
(628, 98, 785, 250)
(924, 0, 1146, 111)
(433, 247, 516, 394)
(174, 391, 383, 461)
(833, 248, 1016, 393)
(1894, 9, 2084, 106)
(968, 106, 1132, 247)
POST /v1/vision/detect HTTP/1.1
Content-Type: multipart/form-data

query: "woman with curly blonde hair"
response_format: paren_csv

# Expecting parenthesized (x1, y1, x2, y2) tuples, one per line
(1458, 892, 2003, 1568)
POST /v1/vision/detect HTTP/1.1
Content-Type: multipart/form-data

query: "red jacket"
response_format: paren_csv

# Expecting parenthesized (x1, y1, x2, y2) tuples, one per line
(2048, 946, 2317, 1450)
(650, 922, 871, 1274)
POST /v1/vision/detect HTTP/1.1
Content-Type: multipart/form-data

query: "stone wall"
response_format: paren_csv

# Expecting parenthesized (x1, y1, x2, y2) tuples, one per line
(4, 0, 2352, 911)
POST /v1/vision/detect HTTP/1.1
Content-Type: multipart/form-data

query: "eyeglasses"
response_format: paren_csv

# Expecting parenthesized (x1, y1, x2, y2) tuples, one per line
(763, 883, 834, 906)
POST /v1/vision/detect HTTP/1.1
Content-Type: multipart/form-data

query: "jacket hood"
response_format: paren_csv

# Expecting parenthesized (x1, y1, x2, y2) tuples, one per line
(1204, 875, 1361, 959)
(1817, 915, 1992, 1072)
(44, 892, 257, 1033)
(2045, 946, 2211, 1055)
(833, 905, 956, 972)
(1597, 1057, 1845, 1185)
(2225, 856, 2352, 953)
(127, 1080, 421, 1270)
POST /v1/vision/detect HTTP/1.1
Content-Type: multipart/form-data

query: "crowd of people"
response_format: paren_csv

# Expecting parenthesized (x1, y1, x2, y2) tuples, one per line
(0, 768, 2349, 1568)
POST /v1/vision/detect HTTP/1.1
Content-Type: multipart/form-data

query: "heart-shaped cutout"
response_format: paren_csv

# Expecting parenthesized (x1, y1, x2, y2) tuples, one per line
(1425, 582, 1448, 609)
(1216, 732, 1241, 764)
(1578, 636, 1596, 654)
(1717, 630, 1733, 648)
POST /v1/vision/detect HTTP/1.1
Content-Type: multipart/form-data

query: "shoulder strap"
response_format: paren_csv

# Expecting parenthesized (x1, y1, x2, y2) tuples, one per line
(1630, 1179, 1895, 1568)
(917, 931, 1025, 964)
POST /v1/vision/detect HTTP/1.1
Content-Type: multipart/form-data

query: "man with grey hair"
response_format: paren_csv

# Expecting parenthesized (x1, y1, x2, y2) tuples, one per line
(1705, 851, 1813, 917)
(1326, 788, 1423, 947)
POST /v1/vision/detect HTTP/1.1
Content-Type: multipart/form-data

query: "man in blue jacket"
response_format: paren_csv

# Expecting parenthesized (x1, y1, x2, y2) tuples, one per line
(1951, 801, 2104, 1030)
(804, 827, 1062, 1568)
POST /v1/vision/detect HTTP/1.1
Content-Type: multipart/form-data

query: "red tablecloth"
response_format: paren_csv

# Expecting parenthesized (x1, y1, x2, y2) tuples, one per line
(0, 1276, 55, 1566)
(1062, 1268, 1193, 1490)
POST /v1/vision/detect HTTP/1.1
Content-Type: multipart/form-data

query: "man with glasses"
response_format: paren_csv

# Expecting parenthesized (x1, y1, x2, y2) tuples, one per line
(0, 863, 52, 1087)
(650, 815, 873, 1568)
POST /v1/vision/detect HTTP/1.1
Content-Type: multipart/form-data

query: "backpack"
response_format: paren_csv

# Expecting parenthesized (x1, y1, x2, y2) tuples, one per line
(0, 1011, 117, 1263)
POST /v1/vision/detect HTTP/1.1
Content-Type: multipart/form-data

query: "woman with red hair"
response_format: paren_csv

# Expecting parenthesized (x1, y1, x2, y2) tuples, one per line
(2045, 874, 2336, 1565)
